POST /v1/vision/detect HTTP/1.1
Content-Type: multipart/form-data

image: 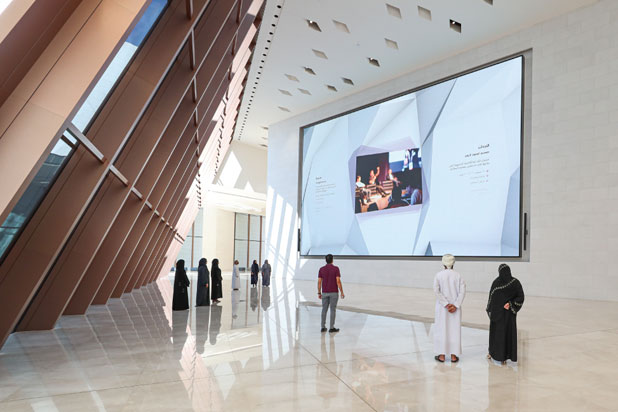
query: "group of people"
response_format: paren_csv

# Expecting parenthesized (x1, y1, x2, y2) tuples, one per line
(250, 259, 272, 287)
(176, 251, 524, 365)
(172, 258, 223, 311)
(432, 254, 525, 364)
(172, 258, 273, 311)
(316, 253, 525, 365)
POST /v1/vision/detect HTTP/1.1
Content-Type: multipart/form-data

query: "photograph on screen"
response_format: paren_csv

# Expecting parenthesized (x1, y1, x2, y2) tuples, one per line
(300, 55, 523, 257)
(354, 149, 423, 214)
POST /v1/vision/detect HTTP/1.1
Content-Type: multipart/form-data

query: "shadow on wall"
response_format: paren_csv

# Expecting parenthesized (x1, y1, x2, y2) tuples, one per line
(265, 186, 298, 279)
(216, 143, 268, 193)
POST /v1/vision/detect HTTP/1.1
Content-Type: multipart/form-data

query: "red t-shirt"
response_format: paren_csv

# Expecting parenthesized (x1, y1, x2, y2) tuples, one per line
(318, 264, 340, 293)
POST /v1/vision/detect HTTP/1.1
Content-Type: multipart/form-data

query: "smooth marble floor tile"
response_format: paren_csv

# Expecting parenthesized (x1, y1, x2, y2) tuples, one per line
(2, 274, 618, 411)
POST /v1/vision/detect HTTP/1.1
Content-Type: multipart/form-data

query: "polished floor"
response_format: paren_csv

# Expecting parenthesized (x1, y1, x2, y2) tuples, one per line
(1, 274, 618, 411)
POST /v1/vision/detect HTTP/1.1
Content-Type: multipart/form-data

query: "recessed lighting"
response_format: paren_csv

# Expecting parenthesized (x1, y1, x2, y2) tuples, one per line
(333, 20, 350, 33)
(298, 88, 311, 95)
(278, 89, 292, 96)
(285, 73, 300, 82)
(326, 85, 337, 92)
(385, 38, 398, 50)
(449, 19, 462, 33)
(278, 106, 290, 112)
(342, 77, 354, 86)
(386, 4, 402, 19)
(418, 6, 432, 21)
(368, 57, 380, 67)
(304, 67, 316, 75)
(312, 49, 328, 59)
(483, 0, 493, 4)
(306, 19, 322, 32)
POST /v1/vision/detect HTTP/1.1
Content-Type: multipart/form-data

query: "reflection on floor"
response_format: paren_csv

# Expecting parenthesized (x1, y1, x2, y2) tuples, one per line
(1, 274, 618, 411)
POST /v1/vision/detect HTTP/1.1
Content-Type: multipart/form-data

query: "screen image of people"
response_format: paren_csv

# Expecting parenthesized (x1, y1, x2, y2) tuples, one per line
(300, 56, 523, 257)
(355, 149, 423, 214)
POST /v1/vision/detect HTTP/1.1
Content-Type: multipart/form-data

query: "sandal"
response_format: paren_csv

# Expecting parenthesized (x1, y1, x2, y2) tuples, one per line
(451, 355, 459, 363)
(434, 355, 445, 363)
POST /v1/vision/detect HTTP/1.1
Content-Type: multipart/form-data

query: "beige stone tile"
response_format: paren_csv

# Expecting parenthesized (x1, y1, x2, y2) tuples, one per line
(2, 276, 618, 410)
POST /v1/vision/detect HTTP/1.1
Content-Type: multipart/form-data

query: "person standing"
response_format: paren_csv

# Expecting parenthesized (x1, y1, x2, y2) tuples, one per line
(172, 259, 190, 311)
(232, 260, 240, 291)
(250, 260, 259, 287)
(318, 254, 345, 333)
(261, 259, 271, 287)
(210, 258, 222, 304)
(433, 254, 466, 363)
(486, 264, 524, 364)
(195, 258, 209, 306)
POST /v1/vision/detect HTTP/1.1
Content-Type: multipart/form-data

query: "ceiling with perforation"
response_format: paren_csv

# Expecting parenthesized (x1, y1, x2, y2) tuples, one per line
(234, 0, 597, 148)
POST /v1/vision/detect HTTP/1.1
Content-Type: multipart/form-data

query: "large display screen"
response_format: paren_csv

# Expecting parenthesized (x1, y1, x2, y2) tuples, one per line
(300, 56, 523, 257)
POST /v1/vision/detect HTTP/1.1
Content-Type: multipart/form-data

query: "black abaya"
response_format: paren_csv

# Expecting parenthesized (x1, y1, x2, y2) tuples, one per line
(211, 259, 223, 300)
(486, 264, 524, 362)
(196, 258, 210, 306)
(251, 261, 259, 286)
(172, 260, 190, 311)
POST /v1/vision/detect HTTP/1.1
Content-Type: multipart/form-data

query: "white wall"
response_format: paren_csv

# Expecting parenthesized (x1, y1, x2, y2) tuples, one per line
(216, 141, 268, 194)
(202, 200, 235, 271)
(266, 0, 618, 300)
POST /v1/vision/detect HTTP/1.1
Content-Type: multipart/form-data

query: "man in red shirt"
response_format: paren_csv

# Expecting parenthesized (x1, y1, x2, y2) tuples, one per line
(318, 254, 345, 333)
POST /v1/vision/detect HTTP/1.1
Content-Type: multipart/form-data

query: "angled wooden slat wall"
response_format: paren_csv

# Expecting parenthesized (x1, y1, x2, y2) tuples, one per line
(0, 0, 263, 346)
(0, 0, 151, 347)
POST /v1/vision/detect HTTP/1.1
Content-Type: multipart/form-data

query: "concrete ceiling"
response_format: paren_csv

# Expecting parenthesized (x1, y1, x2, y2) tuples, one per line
(234, 0, 597, 148)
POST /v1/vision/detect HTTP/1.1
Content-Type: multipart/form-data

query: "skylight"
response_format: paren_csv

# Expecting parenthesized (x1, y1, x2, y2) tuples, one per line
(0, 0, 15, 15)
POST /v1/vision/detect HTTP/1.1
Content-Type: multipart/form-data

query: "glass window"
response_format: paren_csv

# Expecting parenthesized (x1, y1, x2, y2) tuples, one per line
(248, 241, 260, 267)
(249, 215, 261, 241)
(0, 0, 15, 15)
(72, 0, 169, 132)
(234, 240, 248, 269)
(235, 213, 248, 240)
(0, 137, 75, 261)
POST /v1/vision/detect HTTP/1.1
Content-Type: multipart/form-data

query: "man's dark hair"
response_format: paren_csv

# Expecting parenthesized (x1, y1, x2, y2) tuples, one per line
(325, 254, 333, 264)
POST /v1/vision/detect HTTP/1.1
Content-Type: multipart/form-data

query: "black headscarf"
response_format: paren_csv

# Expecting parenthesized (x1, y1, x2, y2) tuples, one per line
(176, 259, 185, 273)
(211, 259, 219, 271)
(498, 263, 513, 284)
(486, 263, 524, 320)
(174, 259, 189, 288)
(198, 258, 207, 267)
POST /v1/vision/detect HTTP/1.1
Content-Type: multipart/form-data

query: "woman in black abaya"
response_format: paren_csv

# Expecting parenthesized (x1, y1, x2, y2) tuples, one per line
(195, 258, 210, 306)
(250, 260, 259, 287)
(211, 258, 223, 304)
(172, 259, 190, 311)
(486, 264, 524, 364)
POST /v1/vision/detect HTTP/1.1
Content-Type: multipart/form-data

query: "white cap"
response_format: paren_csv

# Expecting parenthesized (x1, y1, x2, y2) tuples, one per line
(442, 254, 455, 269)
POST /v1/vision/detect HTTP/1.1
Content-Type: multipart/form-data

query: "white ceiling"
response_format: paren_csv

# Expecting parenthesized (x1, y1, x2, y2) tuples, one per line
(204, 184, 266, 215)
(234, 0, 597, 148)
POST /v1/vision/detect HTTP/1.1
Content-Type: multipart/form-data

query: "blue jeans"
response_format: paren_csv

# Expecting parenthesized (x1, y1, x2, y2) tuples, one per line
(321, 293, 339, 329)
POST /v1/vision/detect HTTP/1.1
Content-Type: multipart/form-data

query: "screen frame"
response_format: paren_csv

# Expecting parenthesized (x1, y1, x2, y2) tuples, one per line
(297, 51, 531, 260)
